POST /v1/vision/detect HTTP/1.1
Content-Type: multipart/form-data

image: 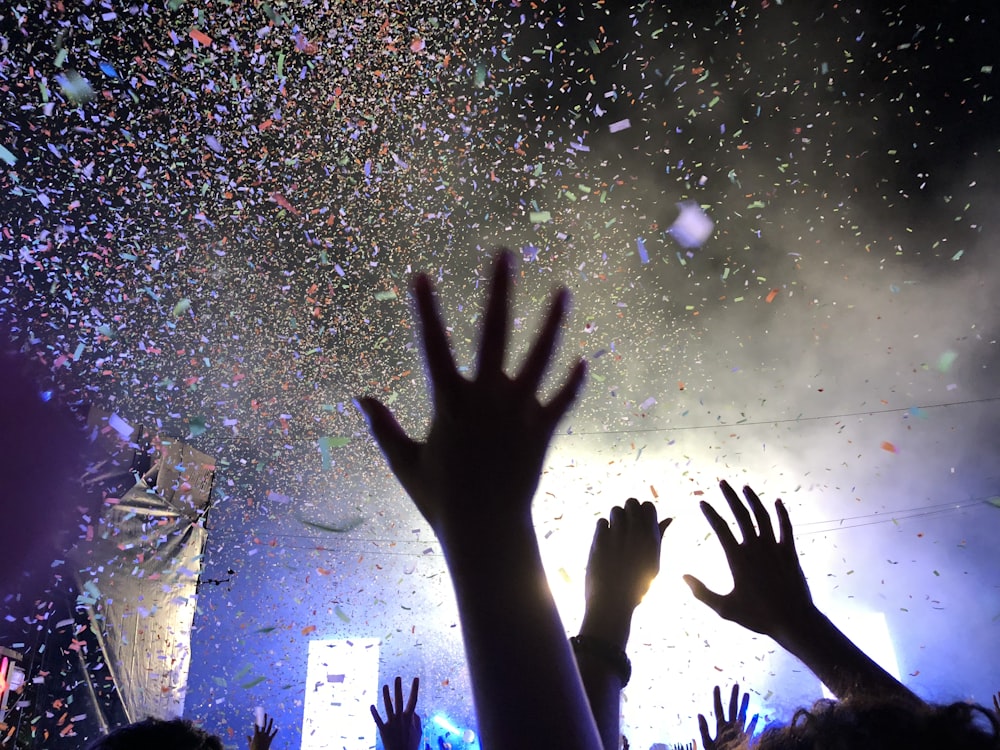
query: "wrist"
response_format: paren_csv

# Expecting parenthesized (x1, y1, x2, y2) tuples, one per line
(570, 634, 632, 687)
(579, 600, 635, 649)
(770, 604, 829, 652)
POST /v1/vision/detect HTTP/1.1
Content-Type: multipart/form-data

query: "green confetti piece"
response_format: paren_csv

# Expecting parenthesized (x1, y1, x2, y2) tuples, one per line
(255, 626, 277, 634)
(300, 517, 364, 533)
(374, 290, 397, 301)
(54, 48, 68, 68)
(241, 676, 267, 689)
(528, 210, 552, 223)
(936, 351, 957, 372)
(334, 606, 350, 623)
(986, 497, 1000, 509)
(188, 416, 207, 436)
(233, 665, 252, 681)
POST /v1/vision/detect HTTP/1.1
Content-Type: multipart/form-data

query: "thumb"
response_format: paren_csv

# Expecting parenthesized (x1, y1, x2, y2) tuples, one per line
(683, 574, 725, 614)
(658, 517, 673, 538)
(357, 397, 419, 479)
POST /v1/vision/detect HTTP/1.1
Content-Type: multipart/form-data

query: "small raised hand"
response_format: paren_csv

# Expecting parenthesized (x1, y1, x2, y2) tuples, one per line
(685, 480, 919, 704)
(247, 713, 278, 750)
(370, 676, 422, 750)
(683, 480, 811, 640)
(585, 498, 672, 620)
(698, 685, 758, 750)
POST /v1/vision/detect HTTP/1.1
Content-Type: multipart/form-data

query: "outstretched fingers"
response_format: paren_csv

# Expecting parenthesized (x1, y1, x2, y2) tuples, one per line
(414, 274, 460, 395)
(394, 675, 405, 717)
(699, 500, 741, 567)
(404, 676, 419, 716)
(517, 287, 569, 391)
(737, 688, 749, 724)
(743, 485, 775, 543)
(720, 480, 757, 544)
(728, 684, 740, 724)
(775, 498, 796, 554)
(476, 251, 512, 377)
(541, 358, 587, 426)
(697, 713, 712, 749)
(358, 398, 420, 484)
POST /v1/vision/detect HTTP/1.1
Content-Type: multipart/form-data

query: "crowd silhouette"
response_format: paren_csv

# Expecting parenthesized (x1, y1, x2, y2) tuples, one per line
(15, 251, 1000, 749)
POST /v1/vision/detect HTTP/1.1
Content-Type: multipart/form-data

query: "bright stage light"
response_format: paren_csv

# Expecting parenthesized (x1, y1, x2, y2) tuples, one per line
(301, 638, 380, 750)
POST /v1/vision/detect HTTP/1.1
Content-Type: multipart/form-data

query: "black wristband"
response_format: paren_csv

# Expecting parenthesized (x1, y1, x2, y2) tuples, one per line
(570, 634, 632, 687)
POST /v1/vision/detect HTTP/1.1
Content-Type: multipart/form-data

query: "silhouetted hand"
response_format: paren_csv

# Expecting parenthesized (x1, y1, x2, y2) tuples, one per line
(685, 481, 919, 704)
(359, 251, 586, 543)
(370, 676, 422, 750)
(247, 714, 277, 750)
(586, 498, 672, 616)
(683, 480, 811, 640)
(698, 685, 758, 750)
(993, 690, 999, 717)
(672, 742, 696, 750)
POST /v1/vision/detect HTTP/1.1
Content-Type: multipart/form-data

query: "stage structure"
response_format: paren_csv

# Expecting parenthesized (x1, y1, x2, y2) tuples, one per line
(76, 409, 216, 725)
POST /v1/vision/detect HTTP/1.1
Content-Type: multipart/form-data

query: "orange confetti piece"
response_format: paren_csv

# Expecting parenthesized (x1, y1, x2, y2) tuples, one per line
(190, 28, 213, 46)
(650, 485, 658, 498)
(881, 441, 897, 453)
(301, 624, 316, 635)
(765, 288, 780, 303)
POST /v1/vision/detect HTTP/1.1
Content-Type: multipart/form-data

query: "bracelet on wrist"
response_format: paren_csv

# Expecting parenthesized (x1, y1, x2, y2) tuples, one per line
(570, 634, 632, 687)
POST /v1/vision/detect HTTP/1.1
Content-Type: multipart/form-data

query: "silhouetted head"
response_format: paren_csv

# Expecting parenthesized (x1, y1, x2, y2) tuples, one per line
(755, 696, 1000, 750)
(85, 718, 223, 750)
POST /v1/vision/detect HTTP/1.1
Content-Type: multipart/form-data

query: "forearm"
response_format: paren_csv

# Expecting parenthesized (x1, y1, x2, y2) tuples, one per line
(440, 519, 602, 750)
(775, 606, 921, 705)
(576, 604, 632, 750)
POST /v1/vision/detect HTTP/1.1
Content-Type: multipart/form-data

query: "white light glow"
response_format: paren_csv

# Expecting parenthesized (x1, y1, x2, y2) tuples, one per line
(820, 610, 901, 699)
(301, 638, 380, 750)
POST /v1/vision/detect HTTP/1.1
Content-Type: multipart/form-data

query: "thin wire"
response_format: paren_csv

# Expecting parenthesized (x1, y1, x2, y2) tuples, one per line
(236, 498, 998, 556)
(560, 394, 1000, 437)
(184, 394, 1000, 444)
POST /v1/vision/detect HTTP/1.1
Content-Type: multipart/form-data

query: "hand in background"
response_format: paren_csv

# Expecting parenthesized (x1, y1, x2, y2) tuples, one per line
(698, 685, 758, 750)
(577, 499, 671, 750)
(993, 691, 999, 716)
(359, 250, 585, 543)
(370, 676, 422, 750)
(683, 480, 811, 641)
(247, 714, 277, 750)
(585, 498, 672, 623)
(685, 480, 920, 704)
(672, 742, 697, 750)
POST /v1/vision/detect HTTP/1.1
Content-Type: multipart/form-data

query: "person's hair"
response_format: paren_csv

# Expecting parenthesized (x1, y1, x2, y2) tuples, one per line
(754, 695, 1000, 750)
(85, 717, 223, 750)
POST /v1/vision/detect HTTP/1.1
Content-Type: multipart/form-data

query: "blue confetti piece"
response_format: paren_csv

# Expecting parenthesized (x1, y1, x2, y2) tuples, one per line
(636, 237, 649, 264)
(99, 61, 119, 79)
